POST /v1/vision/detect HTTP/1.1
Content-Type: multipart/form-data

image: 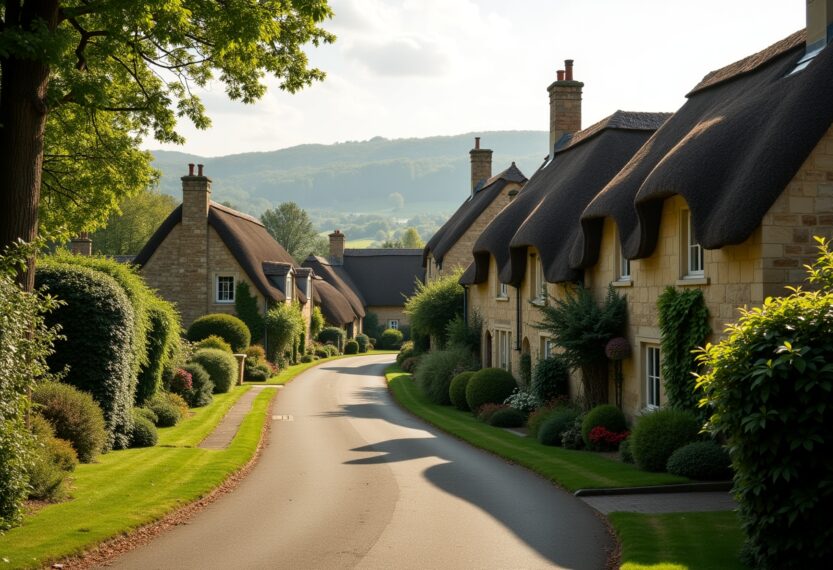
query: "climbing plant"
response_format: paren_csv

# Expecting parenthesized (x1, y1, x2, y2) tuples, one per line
(235, 282, 264, 343)
(657, 287, 710, 417)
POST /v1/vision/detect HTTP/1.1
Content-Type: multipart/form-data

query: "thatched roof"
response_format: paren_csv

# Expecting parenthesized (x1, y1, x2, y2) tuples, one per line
(302, 255, 367, 320)
(573, 31, 833, 266)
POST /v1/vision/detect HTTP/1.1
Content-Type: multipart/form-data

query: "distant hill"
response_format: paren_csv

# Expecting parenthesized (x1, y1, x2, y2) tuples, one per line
(150, 131, 548, 217)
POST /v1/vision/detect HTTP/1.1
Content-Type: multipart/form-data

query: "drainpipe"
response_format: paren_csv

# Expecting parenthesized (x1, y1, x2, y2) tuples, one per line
(514, 285, 522, 351)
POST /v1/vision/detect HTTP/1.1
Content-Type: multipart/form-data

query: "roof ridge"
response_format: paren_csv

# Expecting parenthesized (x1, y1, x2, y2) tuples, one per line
(556, 110, 672, 155)
(209, 201, 264, 227)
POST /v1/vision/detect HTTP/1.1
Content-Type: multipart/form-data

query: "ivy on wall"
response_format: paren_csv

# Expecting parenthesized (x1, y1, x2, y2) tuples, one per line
(657, 287, 710, 415)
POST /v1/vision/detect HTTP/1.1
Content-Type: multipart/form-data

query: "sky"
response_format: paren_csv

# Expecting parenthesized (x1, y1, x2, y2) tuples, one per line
(146, 0, 806, 157)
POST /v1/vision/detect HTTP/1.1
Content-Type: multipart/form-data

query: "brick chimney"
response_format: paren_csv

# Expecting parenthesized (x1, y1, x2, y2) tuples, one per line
(469, 136, 493, 195)
(180, 163, 210, 315)
(182, 163, 211, 225)
(69, 232, 92, 256)
(547, 59, 583, 154)
(807, 0, 833, 53)
(329, 229, 345, 265)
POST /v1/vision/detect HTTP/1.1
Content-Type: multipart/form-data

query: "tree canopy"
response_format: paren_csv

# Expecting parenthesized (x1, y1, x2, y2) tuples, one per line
(260, 202, 327, 262)
(89, 189, 177, 255)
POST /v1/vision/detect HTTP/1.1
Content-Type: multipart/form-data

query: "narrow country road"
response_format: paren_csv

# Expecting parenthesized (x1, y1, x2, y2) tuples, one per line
(104, 355, 611, 569)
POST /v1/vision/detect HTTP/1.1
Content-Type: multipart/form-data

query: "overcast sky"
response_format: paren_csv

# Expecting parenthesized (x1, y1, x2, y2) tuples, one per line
(146, 0, 806, 157)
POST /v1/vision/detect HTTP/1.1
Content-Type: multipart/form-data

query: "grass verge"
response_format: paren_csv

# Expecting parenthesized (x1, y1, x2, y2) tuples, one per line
(0, 386, 276, 570)
(249, 350, 399, 385)
(610, 511, 745, 570)
(385, 366, 686, 491)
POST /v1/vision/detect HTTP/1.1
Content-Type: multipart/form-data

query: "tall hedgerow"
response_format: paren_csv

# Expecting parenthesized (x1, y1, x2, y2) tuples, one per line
(404, 271, 464, 348)
(264, 302, 305, 362)
(0, 241, 63, 530)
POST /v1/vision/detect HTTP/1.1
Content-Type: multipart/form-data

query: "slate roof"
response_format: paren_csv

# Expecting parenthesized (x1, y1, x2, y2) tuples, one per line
(462, 111, 669, 286)
(342, 249, 424, 306)
(573, 31, 833, 266)
(423, 163, 527, 267)
(134, 201, 305, 304)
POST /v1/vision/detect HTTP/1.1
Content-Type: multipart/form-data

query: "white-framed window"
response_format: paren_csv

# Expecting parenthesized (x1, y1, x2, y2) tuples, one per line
(285, 274, 293, 301)
(540, 336, 555, 359)
(305, 276, 312, 300)
(645, 344, 662, 409)
(617, 243, 631, 281)
(216, 275, 235, 303)
(684, 210, 704, 277)
(388, 319, 399, 330)
(497, 281, 508, 299)
(497, 329, 511, 371)
(530, 254, 546, 303)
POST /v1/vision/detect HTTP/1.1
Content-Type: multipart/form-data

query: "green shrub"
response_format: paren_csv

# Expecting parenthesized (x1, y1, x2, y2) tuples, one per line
(465, 368, 517, 412)
(235, 281, 264, 342)
(489, 407, 526, 428)
(146, 394, 182, 427)
(476, 403, 507, 423)
(264, 303, 305, 361)
(187, 313, 251, 352)
(318, 326, 345, 348)
(299, 354, 314, 363)
(630, 409, 700, 472)
(401, 356, 419, 373)
(620, 438, 634, 464)
(344, 340, 359, 354)
(136, 299, 181, 405)
(581, 404, 627, 449)
(538, 407, 581, 446)
(397, 342, 415, 365)
(378, 328, 404, 350)
(191, 348, 238, 393)
(160, 391, 189, 417)
(134, 407, 158, 425)
(181, 363, 213, 407)
(404, 272, 464, 348)
(32, 381, 108, 463)
(245, 363, 271, 382)
(27, 414, 78, 501)
(36, 263, 136, 449)
(449, 371, 475, 411)
(314, 347, 329, 359)
(666, 441, 731, 481)
(244, 344, 267, 363)
(519, 353, 532, 386)
(310, 306, 325, 340)
(129, 412, 158, 448)
(561, 416, 585, 450)
(531, 355, 570, 403)
(355, 334, 370, 353)
(196, 335, 234, 353)
(414, 348, 477, 405)
(446, 312, 482, 355)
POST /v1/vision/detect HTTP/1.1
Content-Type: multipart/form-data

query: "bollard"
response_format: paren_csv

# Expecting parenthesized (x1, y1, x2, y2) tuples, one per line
(233, 354, 247, 385)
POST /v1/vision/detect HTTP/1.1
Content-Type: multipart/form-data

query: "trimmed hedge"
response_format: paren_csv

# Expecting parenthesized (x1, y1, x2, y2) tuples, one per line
(414, 348, 477, 405)
(538, 407, 581, 446)
(488, 407, 525, 428)
(581, 404, 627, 449)
(465, 368, 517, 412)
(630, 408, 700, 472)
(378, 328, 404, 349)
(246, 363, 271, 382)
(187, 313, 251, 352)
(28, 415, 77, 501)
(318, 326, 345, 348)
(531, 355, 570, 403)
(36, 263, 135, 449)
(195, 335, 233, 353)
(666, 441, 731, 481)
(129, 411, 158, 448)
(136, 299, 181, 405)
(180, 362, 214, 407)
(449, 371, 475, 411)
(344, 340, 359, 354)
(32, 381, 108, 463)
(191, 348, 238, 393)
(355, 334, 370, 353)
(146, 394, 182, 427)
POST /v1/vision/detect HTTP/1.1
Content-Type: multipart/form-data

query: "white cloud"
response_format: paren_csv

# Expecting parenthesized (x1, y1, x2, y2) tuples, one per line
(346, 36, 449, 77)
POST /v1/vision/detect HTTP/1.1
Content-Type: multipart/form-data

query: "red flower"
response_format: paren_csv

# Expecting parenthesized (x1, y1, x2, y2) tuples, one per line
(588, 426, 630, 451)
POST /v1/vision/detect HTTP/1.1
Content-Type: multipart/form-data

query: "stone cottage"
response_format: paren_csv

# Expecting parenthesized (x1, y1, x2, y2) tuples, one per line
(134, 164, 313, 339)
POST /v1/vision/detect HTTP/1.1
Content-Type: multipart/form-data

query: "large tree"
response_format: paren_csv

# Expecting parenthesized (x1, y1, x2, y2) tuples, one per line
(89, 189, 177, 255)
(261, 201, 327, 262)
(0, 0, 334, 289)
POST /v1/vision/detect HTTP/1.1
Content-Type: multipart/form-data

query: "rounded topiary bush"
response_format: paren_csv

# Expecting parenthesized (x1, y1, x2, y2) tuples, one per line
(378, 328, 404, 350)
(147, 395, 182, 427)
(191, 348, 238, 393)
(129, 412, 158, 448)
(32, 381, 107, 463)
(630, 408, 700, 472)
(344, 340, 359, 354)
(666, 441, 731, 481)
(318, 326, 346, 348)
(134, 407, 158, 425)
(187, 313, 251, 352)
(465, 368, 518, 413)
(195, 335, 233, 353)
(414, 348, 476, 405)
(397, 341, 415, 365)
(538, 407, 581, 446)
(620, 438, 634, 464)
(246, 363, 271, 382)
(449, 371, 475, 411)
(531, 355, 570, 403)
(489, 407, 526, 428)
(355, 334, 370, 353)
(581, 404, 628, 448)
(180, 362, 214, 407)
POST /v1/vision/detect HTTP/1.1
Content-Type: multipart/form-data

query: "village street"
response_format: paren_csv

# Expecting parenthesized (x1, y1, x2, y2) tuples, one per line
(103, 354, 610, 569)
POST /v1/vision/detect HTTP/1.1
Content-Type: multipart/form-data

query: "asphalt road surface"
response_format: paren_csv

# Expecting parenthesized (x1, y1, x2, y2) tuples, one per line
(104, 354, 610, 569)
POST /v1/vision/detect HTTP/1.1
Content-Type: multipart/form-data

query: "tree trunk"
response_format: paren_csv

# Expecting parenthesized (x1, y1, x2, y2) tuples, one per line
(0, 0, 60, 290)
(580, 361, 610, 409)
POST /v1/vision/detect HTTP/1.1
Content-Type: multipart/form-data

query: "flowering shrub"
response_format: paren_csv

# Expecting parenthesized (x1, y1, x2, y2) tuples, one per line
(170, 368, 193, 394)
(588, 426, 629, 451)
(605, 337, 631, 360)
(503, 388, 540, 416)
(476, 403, 508, 423)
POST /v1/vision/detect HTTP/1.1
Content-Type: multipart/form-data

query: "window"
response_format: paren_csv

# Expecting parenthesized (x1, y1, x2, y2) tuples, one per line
(388, 319, 399, 330)
(684, 210, 704, 277)
(540, 336, 555, 359)
(285, 275, 293, 301)
(497, 330, 512, 371)
(617, 245, 631, 281)
(645, 345, 662, 408)
(216, 275, 235, 303)
(497, 281, 508, 299)
(305, 277, 312, 299)
(530, 255, 546, 303)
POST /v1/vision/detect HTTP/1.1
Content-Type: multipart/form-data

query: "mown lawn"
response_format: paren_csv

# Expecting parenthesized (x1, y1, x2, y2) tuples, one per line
(611, 511, 746, 570)
(249, 350, 399, 386)
(385, 366, 687, 491)
(0, 386, 276, 570)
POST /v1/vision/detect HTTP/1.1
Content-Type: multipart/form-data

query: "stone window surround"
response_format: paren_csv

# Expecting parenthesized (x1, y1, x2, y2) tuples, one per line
(496, 328, 512, 371)
(681, 209, 705, 280)
(529, 253, 546, 305)
(641, 340, 662, 410)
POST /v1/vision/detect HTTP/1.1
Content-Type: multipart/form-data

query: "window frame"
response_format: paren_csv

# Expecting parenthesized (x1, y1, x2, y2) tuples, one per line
(530, 255, 546, 304)
(285, 274, 293, 302)
(684, 210, 704, 278)
(497, 329, 512, 371)
(388, 319, 399, 330)
(497, 280, 509, 300)
(540, 336, 555, 360)
(645, 344, 662, 409)
(215, 275, 235, 304)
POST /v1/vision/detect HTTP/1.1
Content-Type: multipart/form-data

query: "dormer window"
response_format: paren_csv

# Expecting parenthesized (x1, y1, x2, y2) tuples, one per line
(305, 276, 312, 299)
(285, 274, 293, 301)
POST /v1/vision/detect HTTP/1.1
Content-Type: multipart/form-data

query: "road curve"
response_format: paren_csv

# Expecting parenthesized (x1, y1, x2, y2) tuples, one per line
(104, 354, 611, 569)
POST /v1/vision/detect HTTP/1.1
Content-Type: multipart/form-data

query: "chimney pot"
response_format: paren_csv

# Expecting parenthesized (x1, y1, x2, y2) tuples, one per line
(475, 136, 480, 150)
(565, 59, 574, 81)
(556, 70, 565, 81)
(547, 59, 582, 154)
(188, 163, 195, 176)
(197, 164, 204, 177)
